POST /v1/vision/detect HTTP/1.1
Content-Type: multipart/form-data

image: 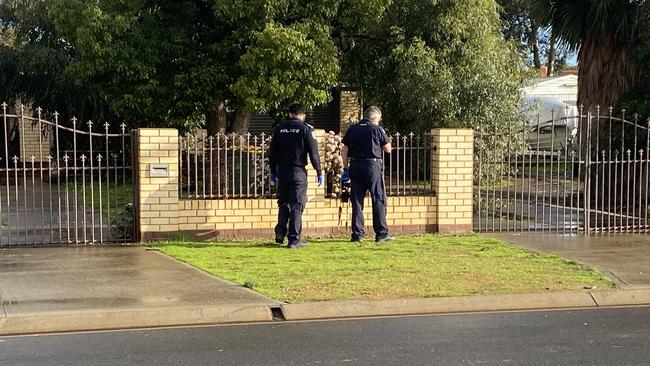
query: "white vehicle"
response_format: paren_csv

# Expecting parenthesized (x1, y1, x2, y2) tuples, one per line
(523, 96, 579, 152)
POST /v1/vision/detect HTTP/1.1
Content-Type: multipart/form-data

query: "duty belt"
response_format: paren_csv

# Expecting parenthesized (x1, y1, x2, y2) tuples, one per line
(350, 158, 382, 162)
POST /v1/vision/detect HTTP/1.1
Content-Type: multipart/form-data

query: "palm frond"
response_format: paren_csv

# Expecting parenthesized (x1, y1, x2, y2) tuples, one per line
(530, 0, 645, 49)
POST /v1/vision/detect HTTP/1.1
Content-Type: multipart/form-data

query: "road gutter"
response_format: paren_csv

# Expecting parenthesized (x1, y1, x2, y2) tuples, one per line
(2, 289, 650, 336)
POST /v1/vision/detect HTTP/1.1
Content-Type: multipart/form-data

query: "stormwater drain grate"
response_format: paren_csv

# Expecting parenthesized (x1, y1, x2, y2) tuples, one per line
(270, 306, 286, 321)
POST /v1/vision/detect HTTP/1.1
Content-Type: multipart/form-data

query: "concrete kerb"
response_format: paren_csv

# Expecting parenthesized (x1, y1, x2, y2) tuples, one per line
(3, 289, 650, 336)
(589, 289, 650, 307)
(280, 289, 650, 322)
(0, 304, 273, 336)
(280, 292, 598, 321)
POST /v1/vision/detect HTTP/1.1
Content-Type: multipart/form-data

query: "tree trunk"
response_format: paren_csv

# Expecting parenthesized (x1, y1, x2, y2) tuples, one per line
(205, 99, 227, 136)
(529, 22, 541, 69)
(202, 99, 227, 197)
(578, 33, 636, 158)
(577, 34, 636, 116)
(230, 106, 251, 133)
(546, 31, 556, 77)
(577, 34, 638, 226)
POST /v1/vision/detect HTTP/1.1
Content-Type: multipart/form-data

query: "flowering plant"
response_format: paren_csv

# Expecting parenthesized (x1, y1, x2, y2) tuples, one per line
(324, 131, 343, 197)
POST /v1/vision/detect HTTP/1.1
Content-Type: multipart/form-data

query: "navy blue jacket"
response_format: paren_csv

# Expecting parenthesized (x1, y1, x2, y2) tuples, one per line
(269, 118, 322, 175)
(342, 119, 390, 159)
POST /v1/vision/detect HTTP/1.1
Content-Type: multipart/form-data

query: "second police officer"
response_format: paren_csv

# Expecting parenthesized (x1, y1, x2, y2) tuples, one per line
(269, 103, 324, 249)
(341, 106, 395, 243)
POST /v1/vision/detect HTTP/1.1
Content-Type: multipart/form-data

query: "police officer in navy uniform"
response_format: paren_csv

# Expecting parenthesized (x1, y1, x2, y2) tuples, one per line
(341, 106, 394, 243)
(269, 103, 324, 249)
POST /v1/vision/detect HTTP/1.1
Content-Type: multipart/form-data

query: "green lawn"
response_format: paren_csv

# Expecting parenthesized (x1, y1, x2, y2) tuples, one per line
(68, 182, 133, 216)
(151, 234, 615, 303)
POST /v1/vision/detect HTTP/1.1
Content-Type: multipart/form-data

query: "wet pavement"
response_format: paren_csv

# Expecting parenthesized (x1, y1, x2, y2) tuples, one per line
(490, 233, 650, 288)
(0, 181, 112, 246)
(0, 246, 278, 316)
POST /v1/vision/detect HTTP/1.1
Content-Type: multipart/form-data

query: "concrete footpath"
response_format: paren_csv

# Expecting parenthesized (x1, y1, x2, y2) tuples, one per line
(0, 246, 279, 335)
(2, 244, 650, 336)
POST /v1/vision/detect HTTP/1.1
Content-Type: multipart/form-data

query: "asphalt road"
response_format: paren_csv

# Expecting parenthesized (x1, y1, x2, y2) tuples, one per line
(2, 307, 649, 366)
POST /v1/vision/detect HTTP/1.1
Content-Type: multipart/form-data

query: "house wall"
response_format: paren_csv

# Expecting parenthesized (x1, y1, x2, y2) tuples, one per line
(18, 117, 51, 163)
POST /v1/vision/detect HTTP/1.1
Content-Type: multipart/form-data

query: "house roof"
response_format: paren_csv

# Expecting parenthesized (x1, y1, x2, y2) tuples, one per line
(526, 74, 578, 89)
(523, 74, 578, 105)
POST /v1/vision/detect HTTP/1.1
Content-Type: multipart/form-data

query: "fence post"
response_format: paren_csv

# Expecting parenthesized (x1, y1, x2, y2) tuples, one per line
(431, 129, 474, 234)
(136, 128, 179, 241)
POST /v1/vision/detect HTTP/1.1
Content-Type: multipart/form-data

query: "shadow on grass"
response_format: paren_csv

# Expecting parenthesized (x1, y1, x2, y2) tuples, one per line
(153, 242, 286, 249)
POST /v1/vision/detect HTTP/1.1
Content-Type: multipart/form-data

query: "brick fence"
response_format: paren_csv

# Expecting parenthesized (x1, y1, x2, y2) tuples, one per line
(135, 128, 473, 241)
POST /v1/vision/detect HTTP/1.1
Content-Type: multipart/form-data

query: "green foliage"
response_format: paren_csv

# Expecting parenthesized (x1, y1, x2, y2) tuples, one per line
(2, 0, 528, 138)
(111, 202, 134, 240)
(233, 21, 339, 113)
(1, 0, 345, 130)
(497, 0, 534, 53)
(0, 0, 115, 125)
(344, 0, 527, 132)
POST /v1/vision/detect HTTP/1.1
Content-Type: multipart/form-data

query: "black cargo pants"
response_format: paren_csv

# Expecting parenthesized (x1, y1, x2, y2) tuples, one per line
(275, 165, 308, 245)
(349, 160, 389, 241)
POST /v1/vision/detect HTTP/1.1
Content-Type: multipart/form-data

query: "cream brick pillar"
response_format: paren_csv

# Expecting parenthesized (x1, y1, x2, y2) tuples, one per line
(136, 128, 179, 241)
(431, 129, 474, 234)
(339, 90, 361, 135)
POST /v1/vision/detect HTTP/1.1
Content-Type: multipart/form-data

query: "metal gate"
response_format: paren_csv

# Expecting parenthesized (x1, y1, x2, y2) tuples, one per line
(474, 106, 650, 233)
(0, 103, 135, 246)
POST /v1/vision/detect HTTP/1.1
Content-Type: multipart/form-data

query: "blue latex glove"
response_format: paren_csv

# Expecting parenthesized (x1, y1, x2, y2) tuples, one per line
(340, 169, 350, 183)
(269, 173, 278, 185)
(317, 175, 324, 187)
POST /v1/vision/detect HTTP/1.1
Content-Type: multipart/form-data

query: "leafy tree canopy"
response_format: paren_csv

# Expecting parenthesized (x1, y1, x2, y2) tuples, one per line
(343, 0, 527, 132)
(2, 0, 527, 135)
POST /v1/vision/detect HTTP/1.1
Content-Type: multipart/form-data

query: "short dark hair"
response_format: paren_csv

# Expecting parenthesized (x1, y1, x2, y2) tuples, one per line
(288, 103, 306, 115)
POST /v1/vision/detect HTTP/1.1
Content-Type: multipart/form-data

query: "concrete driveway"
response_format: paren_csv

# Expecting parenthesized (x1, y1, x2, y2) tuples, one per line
(0, 246, 279, 334)
(491, 233, 650, 288)
(0, 181, 111, 246)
